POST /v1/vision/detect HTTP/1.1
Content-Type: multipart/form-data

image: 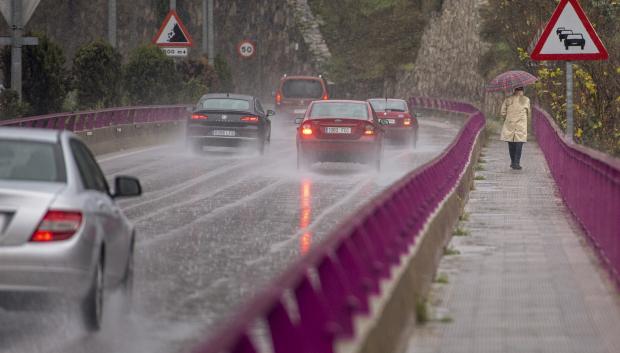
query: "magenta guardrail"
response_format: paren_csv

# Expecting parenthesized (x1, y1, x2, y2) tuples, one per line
(533, 107, 620, 287)
(192, 98, 485, 353)
(0, 105, 189, 131)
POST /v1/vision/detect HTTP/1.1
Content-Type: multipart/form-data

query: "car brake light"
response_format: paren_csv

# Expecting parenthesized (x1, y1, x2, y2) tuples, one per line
(30, 210, 83, 242)
(191, 113, 208, 120)
(364, 125, 375, 135)
(241, 116, 259, 122)
(301, 124, 313, 136)
(276, 91, 282, 105)
(403, 118, 412, 126)
(322, 93, 328, 100)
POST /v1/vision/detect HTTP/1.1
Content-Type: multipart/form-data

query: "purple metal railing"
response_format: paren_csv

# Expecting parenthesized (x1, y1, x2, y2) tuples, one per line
(533, 107, 620, 287)
(0, 105, 190, 131)
(192, 98, 485, 353)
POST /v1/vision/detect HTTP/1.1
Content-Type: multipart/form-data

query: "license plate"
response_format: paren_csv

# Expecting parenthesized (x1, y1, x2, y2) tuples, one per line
(325, 127, 352, 134)
(212, 130, 236, 137)
(294, 109, 307, 114)
(387, 119, 396, 124)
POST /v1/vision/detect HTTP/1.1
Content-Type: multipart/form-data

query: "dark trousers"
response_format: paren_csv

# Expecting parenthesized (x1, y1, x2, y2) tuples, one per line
(508, 142, 524, 166)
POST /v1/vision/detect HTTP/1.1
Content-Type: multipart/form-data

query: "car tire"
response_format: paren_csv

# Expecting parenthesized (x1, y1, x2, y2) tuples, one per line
(565, 44, 569, 50)
(581, 45, 584, 50)
(82, 256, 104, 331)
(121, 237, 135, 312)
(257, 138, 266, 155)
(297, 148, 308, 171)
(410, 130, 418, 149)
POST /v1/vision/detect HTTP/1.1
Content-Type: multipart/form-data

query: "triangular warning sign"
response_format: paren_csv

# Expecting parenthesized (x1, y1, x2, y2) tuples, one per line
(153, 10, 193, 47)
(530, 0, 608, 61)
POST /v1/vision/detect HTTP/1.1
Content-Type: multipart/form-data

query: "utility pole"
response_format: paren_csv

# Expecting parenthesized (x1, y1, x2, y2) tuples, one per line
(11, 0, 23, 99)
(202, 0, 207, 55)
(108, 0, 116, 47)
(207, 0, 214, 65)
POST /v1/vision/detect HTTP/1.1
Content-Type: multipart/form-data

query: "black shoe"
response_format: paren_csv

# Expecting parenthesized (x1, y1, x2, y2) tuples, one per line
(514, 165, 522, 170)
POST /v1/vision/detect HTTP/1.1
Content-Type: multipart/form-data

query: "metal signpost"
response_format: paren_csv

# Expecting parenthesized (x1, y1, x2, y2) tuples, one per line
(0, 0, 41, 99)
(153, 10, 193, 58)
(530, 0, 608, 143)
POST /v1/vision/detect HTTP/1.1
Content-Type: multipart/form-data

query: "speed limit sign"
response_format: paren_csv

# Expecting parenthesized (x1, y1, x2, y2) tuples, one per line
(237, 40, 256, 59)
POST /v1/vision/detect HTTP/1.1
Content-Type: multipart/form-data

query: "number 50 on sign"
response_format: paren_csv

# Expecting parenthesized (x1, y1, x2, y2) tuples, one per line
(237, 40, 256, 59)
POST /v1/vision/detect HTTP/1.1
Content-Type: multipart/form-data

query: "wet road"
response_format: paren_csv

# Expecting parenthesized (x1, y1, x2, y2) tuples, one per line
(1, 116, 463, 353)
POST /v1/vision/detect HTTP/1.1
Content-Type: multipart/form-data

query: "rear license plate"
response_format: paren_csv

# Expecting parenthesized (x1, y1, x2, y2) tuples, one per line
(212, 130, 236, 137)
(294, 109, 307, 114)
(387, 119, 396, 124)
(325, 127, 352, 134)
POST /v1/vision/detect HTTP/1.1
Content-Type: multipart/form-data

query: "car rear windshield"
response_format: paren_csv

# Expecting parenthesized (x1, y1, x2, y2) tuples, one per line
(282, 79, 324, 99)
(567, 34, 582, 39)
(368, 100, 407, 112)
(0, 140, 66, 183)
(199, 98, 250, 111)
(309, 102, 369, 119)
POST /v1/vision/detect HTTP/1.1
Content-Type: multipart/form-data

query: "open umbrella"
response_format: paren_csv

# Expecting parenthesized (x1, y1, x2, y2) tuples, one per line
(486, 70, 538, 92)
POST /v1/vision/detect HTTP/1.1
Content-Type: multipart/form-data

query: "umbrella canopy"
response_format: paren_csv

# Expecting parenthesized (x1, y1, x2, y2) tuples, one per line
(486, 70, 538, 92)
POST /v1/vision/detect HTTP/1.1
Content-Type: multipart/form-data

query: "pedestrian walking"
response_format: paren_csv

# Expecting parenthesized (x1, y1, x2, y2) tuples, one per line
(500, 87, 530, 170)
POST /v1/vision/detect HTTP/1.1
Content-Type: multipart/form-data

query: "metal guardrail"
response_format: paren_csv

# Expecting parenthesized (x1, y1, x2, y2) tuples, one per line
(192, 98, 485, 353)
(0, 105, 190, 131)
(533, 107, 620, 288)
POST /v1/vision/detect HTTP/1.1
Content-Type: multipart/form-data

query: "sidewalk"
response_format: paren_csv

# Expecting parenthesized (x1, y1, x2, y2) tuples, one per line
(404, 138, 620, 353)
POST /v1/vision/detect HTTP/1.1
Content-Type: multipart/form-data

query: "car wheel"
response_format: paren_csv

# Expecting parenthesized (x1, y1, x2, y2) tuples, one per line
(581, 45, 584, 50)
(257, 138, 266, 155)
(565, 44, 569, 50)
(410, 131, 418, 149)
(374, 154, 382, 172)
(297, 148, 308, 171)
(83, 256, 104, 331)
(121, 237, 135, 312)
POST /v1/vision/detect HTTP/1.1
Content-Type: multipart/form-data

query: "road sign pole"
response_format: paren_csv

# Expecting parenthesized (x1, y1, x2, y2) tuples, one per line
(108, 0, 116, 47)
(566, 61, 574, 142)
(170, 0, 176, 10)
(10, 0, 23, 100)
(207, 0, 214, 65)
(202, 0, 207, 54)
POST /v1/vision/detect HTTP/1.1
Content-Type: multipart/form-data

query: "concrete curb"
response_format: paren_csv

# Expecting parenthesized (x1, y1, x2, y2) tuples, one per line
(338, 121, 485, 353)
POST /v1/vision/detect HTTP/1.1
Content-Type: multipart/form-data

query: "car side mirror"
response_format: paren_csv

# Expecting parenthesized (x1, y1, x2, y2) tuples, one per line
(378, 119, 389, 126)
(295, 117, 304, 125)
(113, 176, 142, 198)
(267, 110, 276, 116)
(414, 112, 422, 118)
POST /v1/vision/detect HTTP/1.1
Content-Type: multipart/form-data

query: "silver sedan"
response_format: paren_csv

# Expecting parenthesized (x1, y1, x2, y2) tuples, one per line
(0, 128, 141, 331)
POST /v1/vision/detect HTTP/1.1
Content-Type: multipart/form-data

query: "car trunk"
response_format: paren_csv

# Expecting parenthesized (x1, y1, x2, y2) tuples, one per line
(310, 118, 369, 140)
(0, 182, 64, 246)
(378, 111, 411, 128)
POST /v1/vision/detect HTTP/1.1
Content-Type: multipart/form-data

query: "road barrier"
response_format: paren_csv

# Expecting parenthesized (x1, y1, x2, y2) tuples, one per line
(193, 98, 485, 353)
(0, 105, 189, 131)
(533, 107, 620, 287)
(0, 105, 190, 154)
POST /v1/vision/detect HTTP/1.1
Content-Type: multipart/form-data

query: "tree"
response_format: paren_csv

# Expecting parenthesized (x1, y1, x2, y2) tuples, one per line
(123, 44, 180, 105)
(72, 40, 123, 109)
(0, 89, 30, 120)
(175, 55, 221, 103)
(0, 33, 68, 115)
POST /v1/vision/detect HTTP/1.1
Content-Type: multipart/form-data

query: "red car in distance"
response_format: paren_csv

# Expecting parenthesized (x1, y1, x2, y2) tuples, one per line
(367, 98, 419, 147)
(296, 100, 385, 171)
(275, 75, 329, 123)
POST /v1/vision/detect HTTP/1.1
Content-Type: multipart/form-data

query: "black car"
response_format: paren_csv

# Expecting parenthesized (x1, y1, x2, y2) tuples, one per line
(564, 33, 585, 50)
(555, 27, 566, 35)
(558, 30, 573, 41)
(187, 94, 274, 154)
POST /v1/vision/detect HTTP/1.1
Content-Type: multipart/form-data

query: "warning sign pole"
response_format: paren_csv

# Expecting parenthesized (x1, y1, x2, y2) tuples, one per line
(566, 62, 574, 143)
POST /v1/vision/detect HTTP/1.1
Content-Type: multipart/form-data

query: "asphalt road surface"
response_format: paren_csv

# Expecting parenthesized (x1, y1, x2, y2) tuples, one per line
(0, 115, 464, 353)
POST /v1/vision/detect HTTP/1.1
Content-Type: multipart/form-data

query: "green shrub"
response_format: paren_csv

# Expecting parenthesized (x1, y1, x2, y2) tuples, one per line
(214, 54, 233, 92)
(72, 40, 122, 109)
(123, 44, 180, 105)
(0, 89, 30, 120)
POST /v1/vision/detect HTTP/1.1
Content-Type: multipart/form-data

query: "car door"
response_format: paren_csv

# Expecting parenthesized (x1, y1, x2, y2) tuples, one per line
(70, 139, 129, 285)
(255, 99, 271, 138)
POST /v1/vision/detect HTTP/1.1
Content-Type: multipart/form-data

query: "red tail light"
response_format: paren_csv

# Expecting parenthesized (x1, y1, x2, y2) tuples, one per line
(322, 93, 329, 100)
(241, 116, 259, 122)
(301, 124, 313, 136)
(191, 113, 208, 120)
(403, 118, 412, 126)
(276, 91, 282, 105)
(364, 125, 375, 135)
(30, 210, 83, 242)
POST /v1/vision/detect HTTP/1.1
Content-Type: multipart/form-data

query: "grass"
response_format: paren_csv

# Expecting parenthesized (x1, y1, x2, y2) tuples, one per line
(474, 175, 486, 181)
(435, 273, 449, 284)
(453, 226, 470, 236)
(475, 164, 486, 171)
(459, 212, 470, 221)
(478, 158, 487, 164)
(439, 316, 454, 323)
(416, 299, 429, 324)
(444, 246, 460, 256)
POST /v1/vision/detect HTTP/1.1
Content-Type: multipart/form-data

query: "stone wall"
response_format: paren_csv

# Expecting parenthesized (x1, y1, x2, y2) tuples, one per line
(394, 0, 488, 107)
(0, 0, 330, 101)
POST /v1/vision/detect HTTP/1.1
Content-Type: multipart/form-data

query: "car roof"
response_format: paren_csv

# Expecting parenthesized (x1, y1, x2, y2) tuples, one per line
(0, 127, 65, 143)
(281, 75, 323, 81)
(199, 93, 255, 101)
(312, 100, 367, 104)
(367, 98, 406, 102)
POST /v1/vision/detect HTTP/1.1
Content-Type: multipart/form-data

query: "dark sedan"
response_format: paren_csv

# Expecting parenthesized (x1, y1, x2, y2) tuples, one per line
(187, 94, 273, 154)
(564, 34, 585, 50)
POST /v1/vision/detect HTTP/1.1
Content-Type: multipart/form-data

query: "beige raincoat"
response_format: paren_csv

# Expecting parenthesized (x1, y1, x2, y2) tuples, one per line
(500, 93, 530, 142)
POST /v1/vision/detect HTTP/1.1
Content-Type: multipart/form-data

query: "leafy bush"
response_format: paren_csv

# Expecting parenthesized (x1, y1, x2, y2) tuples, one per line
(0, 89, 30, 120)
(72, 40, 123, 109)
(214, 54, 233, 92)
(123, 44, 180, 105)
(0, 33, 68, 115)
(175, 55, 221, 103)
